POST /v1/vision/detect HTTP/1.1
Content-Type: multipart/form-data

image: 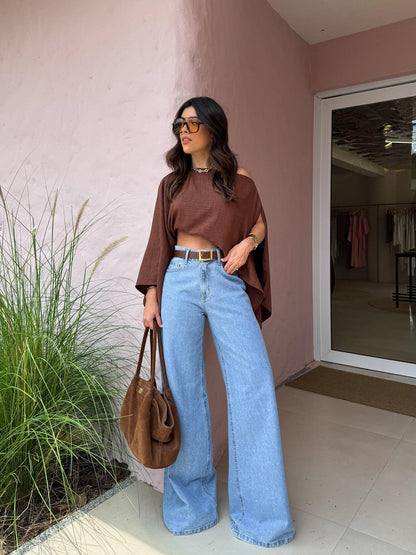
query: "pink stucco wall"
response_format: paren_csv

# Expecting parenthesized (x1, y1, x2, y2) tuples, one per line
(311, 16, 416, 92)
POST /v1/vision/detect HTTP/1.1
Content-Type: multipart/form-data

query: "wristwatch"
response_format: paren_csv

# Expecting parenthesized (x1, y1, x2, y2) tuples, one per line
(248, 233, 258, 250)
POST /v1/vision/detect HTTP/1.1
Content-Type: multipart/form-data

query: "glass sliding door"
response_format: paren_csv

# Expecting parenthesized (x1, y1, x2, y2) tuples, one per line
(314, 79, 416, 378)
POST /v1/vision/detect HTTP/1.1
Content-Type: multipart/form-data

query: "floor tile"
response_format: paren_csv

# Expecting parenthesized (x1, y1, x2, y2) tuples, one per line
(277, 508, 345, 554)
(350, 441, 416, 553)
(403, 418, 416, 443)
(332, 528, 415, 554)
(276, 386, 413, 439)
(278, 409, 399, 526)
(25, 481, 164, 554)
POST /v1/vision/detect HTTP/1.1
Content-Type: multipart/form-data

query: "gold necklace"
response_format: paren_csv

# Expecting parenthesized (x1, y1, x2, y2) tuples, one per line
(192, 167, 212, 173)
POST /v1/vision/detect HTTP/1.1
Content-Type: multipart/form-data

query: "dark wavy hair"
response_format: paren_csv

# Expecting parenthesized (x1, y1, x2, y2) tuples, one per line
(165, 97, 238, 202)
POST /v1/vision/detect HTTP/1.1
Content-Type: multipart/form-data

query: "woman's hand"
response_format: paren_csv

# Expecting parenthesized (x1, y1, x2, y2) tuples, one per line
(221, 238, 254, 274)
(143, 287, 162, 329)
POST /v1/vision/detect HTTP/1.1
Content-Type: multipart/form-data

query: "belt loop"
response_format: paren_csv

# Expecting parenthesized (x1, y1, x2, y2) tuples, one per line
(216, 248, 221, 266)
(185, 248, 190, 264)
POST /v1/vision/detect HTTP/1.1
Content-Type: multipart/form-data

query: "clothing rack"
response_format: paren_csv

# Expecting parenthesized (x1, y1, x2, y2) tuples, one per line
(331, 202, 416, 283)
(393, 252, 416, 306)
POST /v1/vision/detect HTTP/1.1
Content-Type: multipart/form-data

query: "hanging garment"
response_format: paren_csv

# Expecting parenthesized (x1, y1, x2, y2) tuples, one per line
(348, 211, 369, 268)
(406, 210, 415, 251)
(391, 208, 416, 275)
(393, 210, 405, 251)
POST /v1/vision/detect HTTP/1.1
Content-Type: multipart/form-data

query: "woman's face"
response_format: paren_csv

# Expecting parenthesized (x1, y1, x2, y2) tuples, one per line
(178, 106, 212, 161)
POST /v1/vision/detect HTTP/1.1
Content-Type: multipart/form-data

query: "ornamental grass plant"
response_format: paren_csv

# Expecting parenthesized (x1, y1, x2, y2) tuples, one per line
(0, 186, 134, 553)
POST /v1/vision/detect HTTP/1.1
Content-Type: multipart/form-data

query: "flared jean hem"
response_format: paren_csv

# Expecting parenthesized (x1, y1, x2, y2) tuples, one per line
(166, 518, 218, 536)
(231, 523, 296, 548)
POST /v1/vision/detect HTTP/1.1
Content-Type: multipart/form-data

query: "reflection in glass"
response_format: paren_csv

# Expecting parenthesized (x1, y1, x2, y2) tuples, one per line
(331, 96, 416, 363)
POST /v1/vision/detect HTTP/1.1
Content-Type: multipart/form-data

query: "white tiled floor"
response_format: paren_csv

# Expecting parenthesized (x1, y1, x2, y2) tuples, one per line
(24, 386, 416, 554)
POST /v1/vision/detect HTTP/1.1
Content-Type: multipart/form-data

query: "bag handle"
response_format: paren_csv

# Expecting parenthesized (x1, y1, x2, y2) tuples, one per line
(135, 326, 150, 378)
(135, 321, 171, 392)
(153, 320, 172, 393)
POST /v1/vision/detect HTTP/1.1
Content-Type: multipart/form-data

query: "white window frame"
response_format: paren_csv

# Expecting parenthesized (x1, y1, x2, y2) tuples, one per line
(313, 75, 416, 378)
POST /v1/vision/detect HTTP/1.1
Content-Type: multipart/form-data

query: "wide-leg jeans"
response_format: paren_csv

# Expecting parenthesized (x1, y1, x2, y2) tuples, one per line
(160, 247, 296, 548)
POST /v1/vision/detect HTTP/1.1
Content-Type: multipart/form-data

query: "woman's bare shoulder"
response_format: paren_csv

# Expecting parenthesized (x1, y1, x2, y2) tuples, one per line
(237, 167, 253, 179)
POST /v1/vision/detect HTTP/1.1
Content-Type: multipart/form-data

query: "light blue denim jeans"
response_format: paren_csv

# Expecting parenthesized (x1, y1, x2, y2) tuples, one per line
(160, 246, 295, 548)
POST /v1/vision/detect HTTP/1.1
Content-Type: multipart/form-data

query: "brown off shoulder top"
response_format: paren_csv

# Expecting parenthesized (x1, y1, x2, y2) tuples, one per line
(136, 171, 271, 325)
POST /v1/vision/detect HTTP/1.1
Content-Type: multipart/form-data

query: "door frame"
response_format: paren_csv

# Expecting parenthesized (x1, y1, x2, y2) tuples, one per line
(313, 74, 416, 378)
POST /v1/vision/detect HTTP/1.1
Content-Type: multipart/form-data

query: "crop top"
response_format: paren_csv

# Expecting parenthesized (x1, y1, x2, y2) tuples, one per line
(136, 170, 272, 325)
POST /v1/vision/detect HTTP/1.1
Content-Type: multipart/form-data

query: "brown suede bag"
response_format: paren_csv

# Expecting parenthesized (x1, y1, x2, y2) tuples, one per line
(120, 322, 180, 469)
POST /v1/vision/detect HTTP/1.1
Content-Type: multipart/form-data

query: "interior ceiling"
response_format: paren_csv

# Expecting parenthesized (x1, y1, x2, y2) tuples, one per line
(266, 0, 416, 44)
(332, 97, 416, 171)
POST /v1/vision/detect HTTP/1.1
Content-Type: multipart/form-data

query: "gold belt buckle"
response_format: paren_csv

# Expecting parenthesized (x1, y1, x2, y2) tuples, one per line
(199, 250, 213, 261)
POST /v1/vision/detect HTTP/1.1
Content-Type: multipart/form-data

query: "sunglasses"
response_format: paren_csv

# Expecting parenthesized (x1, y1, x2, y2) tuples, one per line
(172, 118, 204, 135)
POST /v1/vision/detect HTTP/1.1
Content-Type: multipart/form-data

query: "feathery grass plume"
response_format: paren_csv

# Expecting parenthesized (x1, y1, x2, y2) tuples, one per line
(73, 198, 89, 236)
(90, 237, 128, 278)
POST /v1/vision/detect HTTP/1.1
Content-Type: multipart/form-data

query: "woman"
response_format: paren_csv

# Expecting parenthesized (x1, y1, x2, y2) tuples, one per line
(136, 97, 295, 548)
